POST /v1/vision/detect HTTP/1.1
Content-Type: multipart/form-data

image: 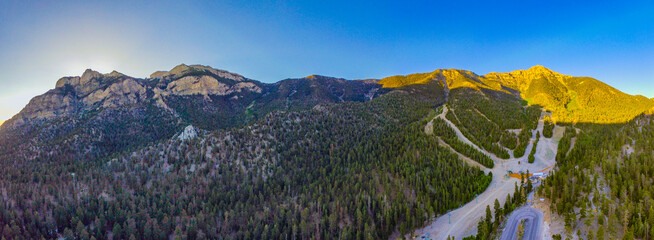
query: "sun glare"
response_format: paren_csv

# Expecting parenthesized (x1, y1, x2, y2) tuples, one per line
(63, 60, 116, 76)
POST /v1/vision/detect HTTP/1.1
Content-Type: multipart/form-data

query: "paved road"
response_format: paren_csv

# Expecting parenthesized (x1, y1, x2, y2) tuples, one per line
(500, 206, 543, 240)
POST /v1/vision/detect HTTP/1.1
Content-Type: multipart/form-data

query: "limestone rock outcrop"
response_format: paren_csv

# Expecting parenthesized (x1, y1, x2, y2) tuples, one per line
(164, 75, 263, 97)
(150, 64, 246, 82)
(83, 79, 147, 108)
(166, 75, 230, 97)
(10, 89, 80, 126)
(177, 125, 198, 141)
(55, 69, 108, 96)
(6, 64, 264, 128)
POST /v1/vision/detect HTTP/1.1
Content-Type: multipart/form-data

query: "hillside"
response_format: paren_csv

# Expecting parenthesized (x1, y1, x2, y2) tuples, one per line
(380, 66, 654, 124)
(0, 69, 495, 239)
(0, 64, 384, 164)
(379, 69, 507, 93)
(539, 114, 654, 239)
(485, 66, 654, 123)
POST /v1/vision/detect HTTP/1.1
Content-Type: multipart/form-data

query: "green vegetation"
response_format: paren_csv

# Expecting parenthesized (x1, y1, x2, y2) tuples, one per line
(378, 72, 434, 88)
(528, 132, 540, 163)
(445, 88, 540, 159)
(543, 118, 555, 138)
(513, 127, 534, 158)
(524, 76, 654, 124)
(432, 118, 494, 168)
(559, 77, 654, 123)
(555, 126, 577, 162)
(378, 69, 507, 91)
(499, 131, 518, 150)
(0, 86, 493, 239)
(516, 220, 525, 239)
(3, 65, 654, 240)
(486, 67, 654, 124)
(540, 115, 654, 238)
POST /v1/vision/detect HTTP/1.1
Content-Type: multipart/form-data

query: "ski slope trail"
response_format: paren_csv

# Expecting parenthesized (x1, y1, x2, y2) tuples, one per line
(408, 106, 560, 240)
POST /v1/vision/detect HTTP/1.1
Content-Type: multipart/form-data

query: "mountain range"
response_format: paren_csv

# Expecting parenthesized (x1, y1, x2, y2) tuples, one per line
(5, 64, 652, 131)
(0, 64, 652, 239)
(380, 65, 654, 123)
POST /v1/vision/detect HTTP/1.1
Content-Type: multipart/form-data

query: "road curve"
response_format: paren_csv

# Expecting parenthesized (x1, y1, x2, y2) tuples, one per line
(500, 207, 543, 240)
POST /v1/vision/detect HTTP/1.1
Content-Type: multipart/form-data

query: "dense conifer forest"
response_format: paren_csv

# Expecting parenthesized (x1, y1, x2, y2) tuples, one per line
(541, 115, 654, 239)
(444, 88, 541, 159)
(0, 84, 494, 239)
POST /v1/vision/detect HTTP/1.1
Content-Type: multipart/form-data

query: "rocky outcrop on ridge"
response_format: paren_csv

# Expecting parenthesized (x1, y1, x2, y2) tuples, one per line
(4, 64, 264, 128)
(3, 64, 384, 131)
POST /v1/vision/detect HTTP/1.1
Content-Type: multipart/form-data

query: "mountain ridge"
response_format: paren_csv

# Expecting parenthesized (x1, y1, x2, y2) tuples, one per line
(381, 65, 654, 123)
(4, 64, 652, 131)
(0, 63, 386, 166)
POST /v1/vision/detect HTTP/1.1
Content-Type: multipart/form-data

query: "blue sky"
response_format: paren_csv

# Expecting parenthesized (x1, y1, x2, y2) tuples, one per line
(0, 0, 653, 121)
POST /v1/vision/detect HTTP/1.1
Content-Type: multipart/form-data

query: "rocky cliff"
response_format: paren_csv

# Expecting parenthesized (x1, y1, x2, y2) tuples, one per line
(0, 64, 384, 165)
(4, 64, 268, 129)
(6, 63, 385, 131)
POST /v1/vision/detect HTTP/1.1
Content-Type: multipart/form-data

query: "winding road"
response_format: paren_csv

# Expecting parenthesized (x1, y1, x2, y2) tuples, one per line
(500, 207, 543, 240)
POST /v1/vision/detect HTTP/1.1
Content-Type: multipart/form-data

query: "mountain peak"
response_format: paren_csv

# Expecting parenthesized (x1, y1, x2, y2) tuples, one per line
(169, 64, 191, 75)
(150, 64, 246, 82)
(303, 74, 341, 80)
(522, 66, 562, 81)
(81, 69, 102, 83)
(483, 65, 571, 92)
(378, 68, 494, 90)
(484, 65, 563, 78)
(528, 65, 551, 71)
(106, 70, 125, 77)
(150, 64, 191, 79)
(515, 65, 566, 78)
(55, 69, 105, 89)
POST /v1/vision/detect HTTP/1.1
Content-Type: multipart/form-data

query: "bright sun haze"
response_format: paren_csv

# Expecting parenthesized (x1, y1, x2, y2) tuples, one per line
(0, 0, 652, 122)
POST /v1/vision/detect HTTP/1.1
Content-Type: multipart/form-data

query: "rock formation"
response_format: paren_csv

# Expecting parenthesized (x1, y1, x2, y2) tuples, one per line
(177, 125, 198, 141)
(5, 64, 265, 128)
(3, 64, 380, 130)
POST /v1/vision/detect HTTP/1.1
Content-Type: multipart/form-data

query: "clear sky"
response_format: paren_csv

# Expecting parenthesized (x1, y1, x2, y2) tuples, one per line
(0, 0, 653, 122)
